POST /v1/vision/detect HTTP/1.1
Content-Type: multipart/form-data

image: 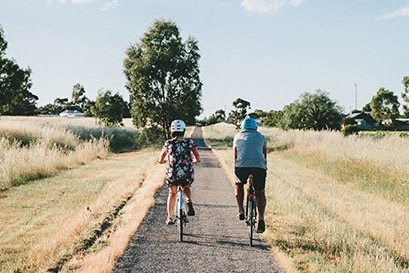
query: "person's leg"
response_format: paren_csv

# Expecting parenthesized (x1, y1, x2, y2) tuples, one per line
(183, 185, 195, 216)
(167, 185, 177, 224)
(255, 189, 266, 220)
(235, 183, 245, 215)
(253, 168, 267, 233)
(183, 185, 192, 203)
(234, 168, 248, 220)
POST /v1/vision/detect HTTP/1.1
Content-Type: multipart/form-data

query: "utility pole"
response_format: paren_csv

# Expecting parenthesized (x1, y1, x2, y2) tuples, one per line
(354, 82, 358, 110)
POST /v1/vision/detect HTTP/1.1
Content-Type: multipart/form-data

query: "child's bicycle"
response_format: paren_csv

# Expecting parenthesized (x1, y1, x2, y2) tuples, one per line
(174, 184, 189, 242)
(245, 174, 257, 247)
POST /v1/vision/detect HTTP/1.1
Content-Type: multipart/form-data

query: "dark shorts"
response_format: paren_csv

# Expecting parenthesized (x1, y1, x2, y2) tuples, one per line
(166, 178, 193, 187)
(234, 167, 266, 191)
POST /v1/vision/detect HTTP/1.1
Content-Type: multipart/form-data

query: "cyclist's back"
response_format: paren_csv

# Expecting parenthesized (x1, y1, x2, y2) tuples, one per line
(233, 129, 266, 169)
(233, 117, 267, 233)
(158, 119, 200, 225)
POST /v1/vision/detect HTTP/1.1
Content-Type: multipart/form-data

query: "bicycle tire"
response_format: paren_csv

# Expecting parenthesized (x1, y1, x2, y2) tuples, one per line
(179, 208, 183, 242)
(247, 199, 255, 246)
(178, 189, 184, 242)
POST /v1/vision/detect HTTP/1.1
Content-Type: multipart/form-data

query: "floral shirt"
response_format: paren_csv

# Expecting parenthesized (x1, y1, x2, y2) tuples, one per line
(163, 138, 196, 185)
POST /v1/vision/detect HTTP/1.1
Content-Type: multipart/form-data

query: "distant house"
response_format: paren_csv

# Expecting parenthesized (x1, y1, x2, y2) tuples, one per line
(394, 118, 409, 131)
(342, 112, 376, 130)
(59, 109, 84, 118)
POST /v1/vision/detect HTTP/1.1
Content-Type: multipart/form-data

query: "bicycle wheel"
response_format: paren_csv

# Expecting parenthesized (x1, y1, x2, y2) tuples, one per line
(178, 190, 184, 242)
(247, 198, 255, 246)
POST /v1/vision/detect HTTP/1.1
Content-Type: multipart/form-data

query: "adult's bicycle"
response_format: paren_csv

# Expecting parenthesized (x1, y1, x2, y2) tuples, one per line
(245, 174, 257, 247)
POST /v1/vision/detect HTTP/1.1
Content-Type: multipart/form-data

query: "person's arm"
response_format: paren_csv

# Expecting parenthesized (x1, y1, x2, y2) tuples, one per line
(263, 136, 267, 168)
(158, 147, 167, 164)
(233, 133, 238, 167)
(191, 147, 200, 163)
(233, 146, 237, 167)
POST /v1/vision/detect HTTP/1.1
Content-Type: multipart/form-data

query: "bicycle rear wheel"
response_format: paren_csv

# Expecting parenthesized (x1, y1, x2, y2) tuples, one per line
(247, 198, 255, 246)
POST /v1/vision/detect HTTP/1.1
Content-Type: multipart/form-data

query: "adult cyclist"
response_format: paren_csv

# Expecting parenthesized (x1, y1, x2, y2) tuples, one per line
(233, 116, 267, 233)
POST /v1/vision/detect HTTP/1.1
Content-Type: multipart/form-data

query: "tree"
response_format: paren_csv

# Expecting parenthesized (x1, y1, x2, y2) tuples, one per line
(0, 25, 38, 115)
(123, 19, 202, 138)
(279, 90, 344, 130)
(228, 98, 251, 126)
(370, 88, 400, 126)
(401, 74, 409, 117)
(204, 109, 226, 125)
(264, 110, 283, 127)
(92, 89, 128, 126)
(71, 83, 89, 110)
(38, 103, 60, 115)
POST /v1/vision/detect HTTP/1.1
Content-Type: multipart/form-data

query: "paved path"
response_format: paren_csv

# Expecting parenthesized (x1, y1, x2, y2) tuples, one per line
(112, 127, 283, 273)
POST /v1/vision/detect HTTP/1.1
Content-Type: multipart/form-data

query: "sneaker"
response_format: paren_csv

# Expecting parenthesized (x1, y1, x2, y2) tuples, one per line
(256, 219, 265, 233)
(187, 202, 195, 216)
(238, 213, 245, 221)
(166, 217, 174, 225)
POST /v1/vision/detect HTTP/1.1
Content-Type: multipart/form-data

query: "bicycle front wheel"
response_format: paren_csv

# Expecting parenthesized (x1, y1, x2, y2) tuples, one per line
(179, 208, 183, 242)
(177, 190, 184, 242)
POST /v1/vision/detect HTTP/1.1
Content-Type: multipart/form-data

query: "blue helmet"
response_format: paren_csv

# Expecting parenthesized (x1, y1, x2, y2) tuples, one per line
(241, 117, 257, 131)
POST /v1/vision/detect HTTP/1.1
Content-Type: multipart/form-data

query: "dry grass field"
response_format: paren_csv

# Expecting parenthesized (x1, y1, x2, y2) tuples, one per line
(202, 122, 409, 273)
(3, 116, 409, 272)
(0, 116, 198, 273)
(0, 116, 163, 273)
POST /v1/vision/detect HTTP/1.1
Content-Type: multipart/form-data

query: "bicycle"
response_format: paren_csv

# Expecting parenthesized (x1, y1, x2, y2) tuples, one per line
(174, 184, 189, 242)
(245, 174, 257, 247)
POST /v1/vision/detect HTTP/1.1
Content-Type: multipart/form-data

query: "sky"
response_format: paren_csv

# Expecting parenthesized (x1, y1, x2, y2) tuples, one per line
(1, 0, 409, 118)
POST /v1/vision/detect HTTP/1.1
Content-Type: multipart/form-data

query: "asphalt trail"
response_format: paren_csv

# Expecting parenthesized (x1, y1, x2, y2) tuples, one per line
(112, 127, 283, 273)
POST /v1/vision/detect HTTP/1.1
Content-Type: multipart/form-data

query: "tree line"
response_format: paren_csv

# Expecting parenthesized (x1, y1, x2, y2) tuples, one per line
(1, 21, 409, 136)
(1, 20, 202, 136)
(204, 82, 409, 133)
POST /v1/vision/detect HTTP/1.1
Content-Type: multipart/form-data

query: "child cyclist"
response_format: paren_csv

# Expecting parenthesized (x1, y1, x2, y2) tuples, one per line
(158, 119, 200, 225)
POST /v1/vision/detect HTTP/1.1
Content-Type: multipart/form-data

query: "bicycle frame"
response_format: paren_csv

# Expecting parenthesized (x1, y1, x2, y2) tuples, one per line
(245, 175, 257, 247)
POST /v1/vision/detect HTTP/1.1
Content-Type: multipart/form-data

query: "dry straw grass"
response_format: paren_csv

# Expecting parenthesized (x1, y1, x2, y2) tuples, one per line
(0, 116, 162, 273)
(0, 117, 109, 190)
(0, 150, 161, 273)
(0, 116, 193, 273)
(203, 122, 409, 273)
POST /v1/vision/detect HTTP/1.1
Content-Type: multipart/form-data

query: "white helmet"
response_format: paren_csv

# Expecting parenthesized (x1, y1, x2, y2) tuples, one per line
(170, 119, 186, 133)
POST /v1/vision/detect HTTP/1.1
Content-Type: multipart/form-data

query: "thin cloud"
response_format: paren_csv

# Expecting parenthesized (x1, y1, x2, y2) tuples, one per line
(72, 0, 94, 4)
(241, 0, 304, 14)
(48, 0, 93, 5)
(101, 0, 118, 11)
(47, 0, 119, 11)
(377, 5, 409, 20)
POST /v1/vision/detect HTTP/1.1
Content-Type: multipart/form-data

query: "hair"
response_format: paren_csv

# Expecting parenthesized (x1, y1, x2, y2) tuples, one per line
(171, 131, 185, 138)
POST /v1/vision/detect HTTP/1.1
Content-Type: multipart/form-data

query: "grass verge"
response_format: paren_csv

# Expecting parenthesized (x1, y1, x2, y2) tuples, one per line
(202, 123, 409, 273)
(0, 149, 162, 273)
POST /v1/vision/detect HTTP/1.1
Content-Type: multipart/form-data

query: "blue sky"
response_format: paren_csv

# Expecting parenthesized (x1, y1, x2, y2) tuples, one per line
(1, 0, 409, 118)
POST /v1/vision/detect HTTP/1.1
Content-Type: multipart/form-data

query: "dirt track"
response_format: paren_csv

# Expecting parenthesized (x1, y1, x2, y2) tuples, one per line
(112, 127, 283, 273)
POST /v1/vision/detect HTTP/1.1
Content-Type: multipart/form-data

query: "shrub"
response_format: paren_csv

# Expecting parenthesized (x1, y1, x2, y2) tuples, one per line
(134, 126, 164, 149)
(341, 124, 360, 136)
(66, 126, 137, 152)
